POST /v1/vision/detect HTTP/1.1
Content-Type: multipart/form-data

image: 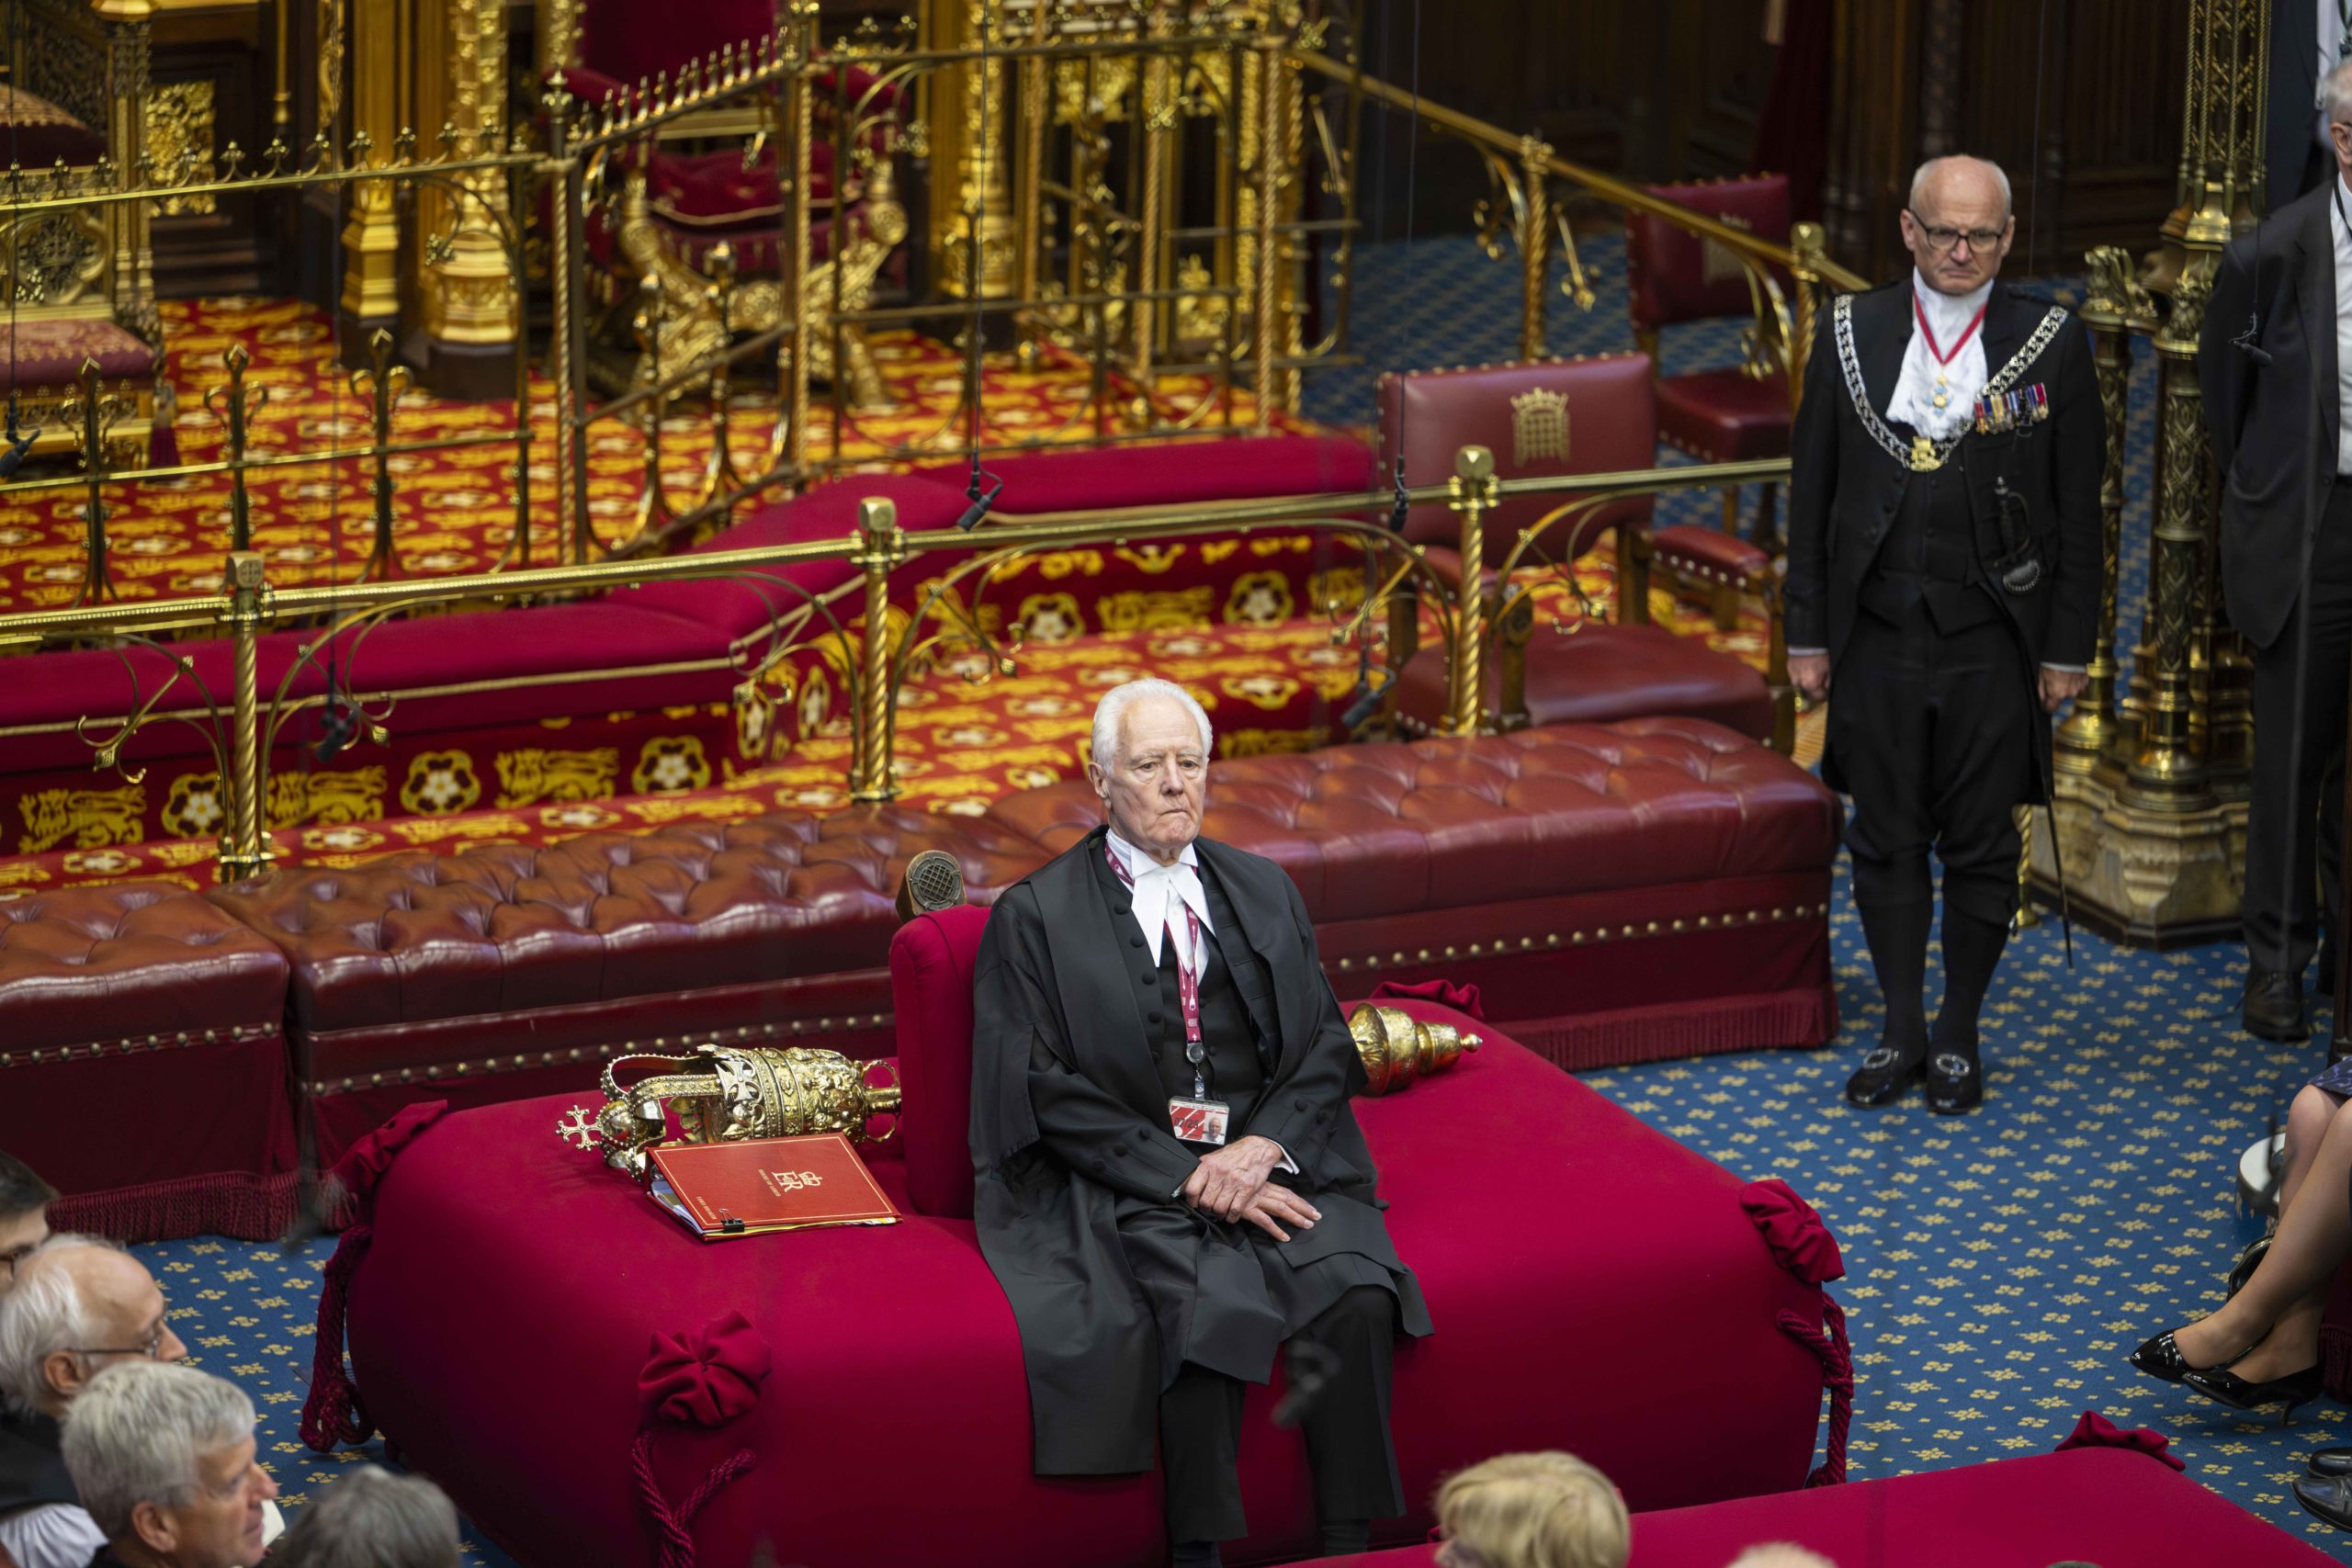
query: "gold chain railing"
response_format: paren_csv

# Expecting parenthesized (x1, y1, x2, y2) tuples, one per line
(0, 447, 1789, 881)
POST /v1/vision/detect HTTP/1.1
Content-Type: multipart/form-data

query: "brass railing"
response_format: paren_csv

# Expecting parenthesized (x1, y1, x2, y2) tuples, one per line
(0, 448, 1790, 882)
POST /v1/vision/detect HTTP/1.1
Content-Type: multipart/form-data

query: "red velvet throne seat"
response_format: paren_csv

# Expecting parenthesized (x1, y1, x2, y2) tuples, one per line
(333, 900, 1849, 1567)
(1627, 175, 1796, 561)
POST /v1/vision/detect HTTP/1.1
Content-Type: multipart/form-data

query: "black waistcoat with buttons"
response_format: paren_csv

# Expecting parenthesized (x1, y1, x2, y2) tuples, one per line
(1089, 848, 1268, 1131)
(1857, 437, 2005, 636)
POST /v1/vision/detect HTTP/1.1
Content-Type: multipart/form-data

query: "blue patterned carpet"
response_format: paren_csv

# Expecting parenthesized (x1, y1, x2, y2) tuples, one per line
(119, 237, 2340, 1562)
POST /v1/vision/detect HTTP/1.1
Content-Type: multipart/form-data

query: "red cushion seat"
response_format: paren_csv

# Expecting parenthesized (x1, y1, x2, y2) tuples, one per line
(0, 883, 298, 1240)
(0, 85, 103, 167)
(345, 1000, 1838, 1565)
(916, 431, 1378, 516)
(1656, 367, 1795, 462)
(1329, 1448, 2335, 1568)
(1389, 621, 1774, 742)
(1, 320, 158, 387)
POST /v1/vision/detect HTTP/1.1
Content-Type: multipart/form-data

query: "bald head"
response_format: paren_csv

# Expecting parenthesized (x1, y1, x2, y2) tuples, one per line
(1901, 155, 2014, 295)
(0, 1236, 185, 1416)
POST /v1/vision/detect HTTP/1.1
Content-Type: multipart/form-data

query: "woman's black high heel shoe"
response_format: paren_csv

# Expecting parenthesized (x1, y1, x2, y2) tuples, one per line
(2129, 1330, 2248, 1386)
(2180, 1363, 2325, 1426)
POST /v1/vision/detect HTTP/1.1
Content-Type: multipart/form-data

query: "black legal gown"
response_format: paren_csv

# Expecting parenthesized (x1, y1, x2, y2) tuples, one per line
(970, 825, 1432, 1477)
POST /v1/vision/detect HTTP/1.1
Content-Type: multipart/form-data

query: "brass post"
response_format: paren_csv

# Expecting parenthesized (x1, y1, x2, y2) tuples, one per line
(1443, 445, 1496, 737)
(1789, 222, 1826, 404)
(2119, 263, 2219, 813)
(1517, 134, 1552, 362)
(628, 273, 674, 539)
(784, 3, 815, 476)
(218, 550, 275, 883)
(2011, 806, 2042, 930)
(67, 359, 118, 609)
(1013, 0, 1049, 363)
(696, 243, 747, 513)
(1250, 35, 1281, 433)
(1133, 3, 1173, 383)
(2059, 247, 2150, 776)
(204, 346, 266, 554)
(354, 328, 410, 581)
(850, 497, 906, 802)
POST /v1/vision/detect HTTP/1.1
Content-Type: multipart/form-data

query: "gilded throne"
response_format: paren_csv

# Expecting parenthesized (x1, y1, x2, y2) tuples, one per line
(544, 0, 910, 408)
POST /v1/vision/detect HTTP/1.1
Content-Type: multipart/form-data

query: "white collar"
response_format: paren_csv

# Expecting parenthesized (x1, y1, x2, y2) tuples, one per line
(1910, 268, 1994, 337)
(1106, 828, 1210, 964)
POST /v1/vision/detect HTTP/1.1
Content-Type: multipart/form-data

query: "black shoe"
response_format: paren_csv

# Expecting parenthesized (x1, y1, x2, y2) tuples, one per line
(2226, 1235, 2271, 1300)
(2309, 1446, 2352, 1478)
(1844, 1043, 1926, 1108)
(2128, 1329, 2248, 1387)
(2245, 969, 2311, 1043)
(1926, 1049, 1983, 1114)
(2294, 1472, 2352, 1530)
(2181, 1362, 2324, 1425)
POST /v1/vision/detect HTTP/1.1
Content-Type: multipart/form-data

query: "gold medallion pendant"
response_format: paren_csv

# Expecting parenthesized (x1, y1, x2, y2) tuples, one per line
(1910, 435, 1943, 472)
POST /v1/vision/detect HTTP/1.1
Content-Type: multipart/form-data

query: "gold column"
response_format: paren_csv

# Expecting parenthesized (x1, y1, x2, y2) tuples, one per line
(1517, 135, 1552, 363)
(218, 550, 275, 884)
(1444, 445, 1496, 738)
(337, 0, 406, 355)
(1249, 31, 1280, 433)
(1788, 222, 1826, 405)
(2056, 247, 2152, 778)
(850, 498, 906, 802)
(94, 0, 157, 342)
(1133, 3, 1174, 382)
(419, 0, 517, 397)
(925, 0, 1014, 302)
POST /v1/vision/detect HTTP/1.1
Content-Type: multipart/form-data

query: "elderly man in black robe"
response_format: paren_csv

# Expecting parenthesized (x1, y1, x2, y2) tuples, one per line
(971, 677, 1430, 1566)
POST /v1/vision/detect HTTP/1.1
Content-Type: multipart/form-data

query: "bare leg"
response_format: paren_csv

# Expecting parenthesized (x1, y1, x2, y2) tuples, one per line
(2280, 1086, 2343, 1218)
(2176, 1092, 2352, 1373)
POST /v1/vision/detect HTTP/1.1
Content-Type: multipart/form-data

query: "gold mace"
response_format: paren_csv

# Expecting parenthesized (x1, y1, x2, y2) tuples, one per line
(559, 1044, 902, 1179)
(1347, 1004, 1481, 1096)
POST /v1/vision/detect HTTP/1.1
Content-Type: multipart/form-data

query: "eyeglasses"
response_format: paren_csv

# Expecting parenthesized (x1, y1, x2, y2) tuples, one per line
(1908, 213, 2006, 253)
(0, 1240, 40, 1280)
(68, 1322, 170, 1361)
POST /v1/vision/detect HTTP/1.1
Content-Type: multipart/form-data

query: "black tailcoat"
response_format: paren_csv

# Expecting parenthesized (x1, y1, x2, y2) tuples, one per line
(1783, 278, 2104, 801)
(2201, 181, 2339, 653)
(0, 1409, 74, 1517)
(970, 826, 1430, 1477)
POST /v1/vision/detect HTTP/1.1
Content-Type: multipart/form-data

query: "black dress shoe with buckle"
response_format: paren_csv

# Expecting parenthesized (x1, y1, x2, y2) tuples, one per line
(2295, 1472, 2352, 1530)
(2244, 969, 2311, 1043)
(2310, 1446, 2352, 1479)
(1844, 1043, 1925, 1109)
(1926, 1050, 1982, 1114)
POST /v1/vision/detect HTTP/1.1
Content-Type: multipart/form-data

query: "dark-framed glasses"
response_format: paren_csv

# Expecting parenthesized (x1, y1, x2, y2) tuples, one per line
(68, 1322, 170, 1361)
(1908, 213, 2005, 253)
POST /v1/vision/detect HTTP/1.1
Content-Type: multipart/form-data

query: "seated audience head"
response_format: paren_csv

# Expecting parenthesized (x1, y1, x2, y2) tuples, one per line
(1433, 1450, 1629, 1568)
(0, 1236, 187, 1417)
(1086, 677, 1216, 863)
(0, 1152, 53, 1297)
(270, 1466, 460, 1568)
(59, 1360, 276, 1568)
(1724, 1548, 1837, 1568)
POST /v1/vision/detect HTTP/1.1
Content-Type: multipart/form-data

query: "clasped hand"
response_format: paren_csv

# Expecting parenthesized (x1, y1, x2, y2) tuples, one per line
(1181, 1134, 1320, 1241)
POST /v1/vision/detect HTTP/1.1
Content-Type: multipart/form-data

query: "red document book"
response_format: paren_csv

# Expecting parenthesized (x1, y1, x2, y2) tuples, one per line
(647, 1134, 899, 1241)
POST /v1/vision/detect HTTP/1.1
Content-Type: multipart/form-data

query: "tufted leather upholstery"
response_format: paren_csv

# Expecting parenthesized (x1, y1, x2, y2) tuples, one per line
(0, 885, 297, 1237)
(988, 720, 1835, 919)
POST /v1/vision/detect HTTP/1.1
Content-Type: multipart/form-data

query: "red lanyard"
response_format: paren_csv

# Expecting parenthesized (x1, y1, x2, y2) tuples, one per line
(1914, 290, 1988, 367)
(1107, 844, 1205, 1074)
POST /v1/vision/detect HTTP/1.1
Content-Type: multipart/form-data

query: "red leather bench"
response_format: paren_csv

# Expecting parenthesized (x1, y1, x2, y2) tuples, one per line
(0, 883, 298, 1241)
(331, 919, 1847, 1567)
(1329, 1447, 2334, 1567)
(205, 810, 1045, 1165)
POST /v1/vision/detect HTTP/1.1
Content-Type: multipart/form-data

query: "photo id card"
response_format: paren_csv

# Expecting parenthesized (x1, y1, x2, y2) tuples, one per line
(1168, 1096, 1231, 1146)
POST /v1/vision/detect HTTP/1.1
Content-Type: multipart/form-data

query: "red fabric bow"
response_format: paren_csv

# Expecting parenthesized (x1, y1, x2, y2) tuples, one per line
(1742, 1178, 1847, 1284)
(2055, 1410, 2186, 1472)
(639, 1311, 773, 1428)
(329, 1101, 450, 1207)
(1367, 978, 1486, 1020)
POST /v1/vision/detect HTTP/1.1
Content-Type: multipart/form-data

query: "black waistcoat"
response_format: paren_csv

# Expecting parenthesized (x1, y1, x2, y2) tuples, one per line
(1860, 440, 2003, 636)
(0, 1408, 75, 1517)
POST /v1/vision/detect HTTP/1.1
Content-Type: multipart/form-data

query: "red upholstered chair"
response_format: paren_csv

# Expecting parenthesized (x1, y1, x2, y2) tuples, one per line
(1626, 175, 1796, 568)
(547, 0, 909, 405)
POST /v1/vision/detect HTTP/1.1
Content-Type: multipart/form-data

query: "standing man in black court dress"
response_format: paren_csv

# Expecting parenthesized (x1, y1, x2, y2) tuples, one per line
(1785, 154, 2102, 1114)
(968, 677, 1430, 1567)
(2203, 58, 2352, 1043)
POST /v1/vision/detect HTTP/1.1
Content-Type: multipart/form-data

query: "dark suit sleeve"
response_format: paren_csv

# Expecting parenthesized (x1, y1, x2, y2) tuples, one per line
(2046, 314, 2105, 668)
(2200, 237, 2258, 486)
(971, 886, 1201, 1202)
(1782, 310, 1841, 651)
(1242, 874, 1366, 1173)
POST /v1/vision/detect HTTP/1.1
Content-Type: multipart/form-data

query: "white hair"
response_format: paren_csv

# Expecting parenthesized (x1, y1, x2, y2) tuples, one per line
(1908, 154, 2011, 220)
(2329, 59, 2352, 128)
(1090, 678, 1214, 769)
(0, 1233, 118, 1415)
(1724, 1547, 1838, 1568)
(274, 1466, 462, 1568)
(61, 1359, 255, 1539)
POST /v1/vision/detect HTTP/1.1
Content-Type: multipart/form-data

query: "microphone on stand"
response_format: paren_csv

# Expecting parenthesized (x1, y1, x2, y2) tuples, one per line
(0, 416, 37, 479)
(313, 679, 359, 762)
(955, 470, 1003, 532)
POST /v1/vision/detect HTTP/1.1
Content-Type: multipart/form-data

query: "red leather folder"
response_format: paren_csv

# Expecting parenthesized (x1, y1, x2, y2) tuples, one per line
(648, 1134, 899, 1241)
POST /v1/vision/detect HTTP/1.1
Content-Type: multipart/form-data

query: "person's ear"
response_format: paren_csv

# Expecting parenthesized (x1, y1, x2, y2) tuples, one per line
(40, 1348, 82, 1404)
(130, 1496, 177, 1553)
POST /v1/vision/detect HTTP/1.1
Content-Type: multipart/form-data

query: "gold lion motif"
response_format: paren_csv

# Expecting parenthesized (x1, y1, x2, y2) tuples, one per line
(493, 748, 620, 808)
(18, 784, 146, 854)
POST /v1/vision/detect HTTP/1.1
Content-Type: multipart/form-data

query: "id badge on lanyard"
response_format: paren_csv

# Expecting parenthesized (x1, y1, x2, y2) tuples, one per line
(1105, 842, 1230, 1145)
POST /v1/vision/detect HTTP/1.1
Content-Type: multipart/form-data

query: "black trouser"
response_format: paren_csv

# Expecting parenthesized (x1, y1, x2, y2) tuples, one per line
(2245, 480, 2352, 978)
(1831, 601, 2034, 926)
(1158, 1286, 1398, 1545)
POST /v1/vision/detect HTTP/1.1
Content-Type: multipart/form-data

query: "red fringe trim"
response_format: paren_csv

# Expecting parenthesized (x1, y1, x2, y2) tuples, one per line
(1504, 985, 1838, 1073)
(49, 1170, 304, 1244)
